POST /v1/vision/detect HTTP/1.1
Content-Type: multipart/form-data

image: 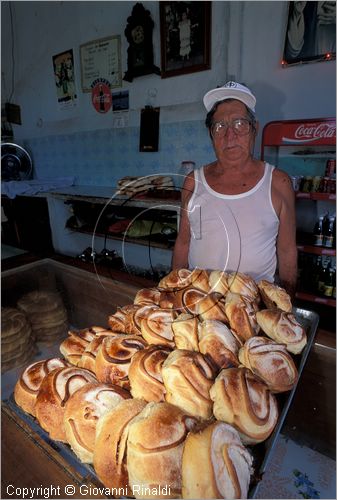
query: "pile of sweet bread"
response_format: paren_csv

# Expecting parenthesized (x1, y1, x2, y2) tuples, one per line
(13, 269, 307, 499)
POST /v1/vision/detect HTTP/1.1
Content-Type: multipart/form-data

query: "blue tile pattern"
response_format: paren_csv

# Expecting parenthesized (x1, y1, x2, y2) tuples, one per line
(24, 121, 215, 187)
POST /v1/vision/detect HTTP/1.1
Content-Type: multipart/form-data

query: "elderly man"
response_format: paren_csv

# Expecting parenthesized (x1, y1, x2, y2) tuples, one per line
(172, 81, 297, 297)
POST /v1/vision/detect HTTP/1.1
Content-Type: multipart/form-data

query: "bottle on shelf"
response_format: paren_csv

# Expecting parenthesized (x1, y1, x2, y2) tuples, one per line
(312, 255, 322, 293)
(313, 216, 324, 246)
(323, 215, 336, 249)
(323, 265, 335, 298)
(317, 259, 329, 295)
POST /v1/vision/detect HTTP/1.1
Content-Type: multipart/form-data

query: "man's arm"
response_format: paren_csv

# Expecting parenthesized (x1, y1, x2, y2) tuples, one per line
(273, 170, 298, 299)
(172, 173, 195, 269)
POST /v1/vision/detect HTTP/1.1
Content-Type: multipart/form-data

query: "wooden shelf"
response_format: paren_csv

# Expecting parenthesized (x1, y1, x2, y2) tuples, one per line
(67, 227, 174, 250)
(297, 244, 336, 256)
(296, 192, 336, 201)
(295, 291, 336, 307)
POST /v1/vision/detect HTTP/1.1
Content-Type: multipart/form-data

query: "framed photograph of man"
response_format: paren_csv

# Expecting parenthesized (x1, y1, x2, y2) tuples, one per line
(160, 1, 211, 78)
(283, 1, 336, 65)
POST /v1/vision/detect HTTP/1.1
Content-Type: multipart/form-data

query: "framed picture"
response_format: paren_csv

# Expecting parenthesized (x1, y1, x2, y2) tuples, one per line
(283, 1, 336, 65)
(160, 1, 211, 78)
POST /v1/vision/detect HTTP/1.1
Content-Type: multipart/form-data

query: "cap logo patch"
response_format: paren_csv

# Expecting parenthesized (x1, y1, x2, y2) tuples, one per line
(225, 81, 237, 88)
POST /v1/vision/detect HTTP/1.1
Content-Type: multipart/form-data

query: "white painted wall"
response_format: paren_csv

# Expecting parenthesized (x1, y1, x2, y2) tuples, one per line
(2, 1, 335, 149)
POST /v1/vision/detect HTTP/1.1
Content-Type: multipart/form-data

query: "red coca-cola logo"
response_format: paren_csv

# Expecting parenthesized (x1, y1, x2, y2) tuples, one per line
(282, 122, 336, 143)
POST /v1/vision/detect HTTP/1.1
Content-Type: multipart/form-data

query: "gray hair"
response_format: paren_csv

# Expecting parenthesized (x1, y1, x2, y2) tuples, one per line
(205, 98, 257, 135)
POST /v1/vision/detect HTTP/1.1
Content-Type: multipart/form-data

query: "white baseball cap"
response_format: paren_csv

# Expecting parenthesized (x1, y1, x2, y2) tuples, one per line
(203, 81, 256, 113)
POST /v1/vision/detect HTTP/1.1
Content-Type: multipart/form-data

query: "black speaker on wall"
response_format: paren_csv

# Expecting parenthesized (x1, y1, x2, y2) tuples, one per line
(139, 106, 160, 152)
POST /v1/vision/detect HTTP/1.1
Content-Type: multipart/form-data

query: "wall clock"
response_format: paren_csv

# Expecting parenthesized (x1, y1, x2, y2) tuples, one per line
(123, 3, 160, 82)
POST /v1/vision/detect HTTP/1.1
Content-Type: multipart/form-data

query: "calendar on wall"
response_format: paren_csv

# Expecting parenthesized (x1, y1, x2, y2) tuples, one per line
(80, 35, 122, 92)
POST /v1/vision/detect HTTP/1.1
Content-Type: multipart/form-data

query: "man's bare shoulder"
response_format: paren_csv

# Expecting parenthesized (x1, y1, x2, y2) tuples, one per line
(272, 167, 294, 194)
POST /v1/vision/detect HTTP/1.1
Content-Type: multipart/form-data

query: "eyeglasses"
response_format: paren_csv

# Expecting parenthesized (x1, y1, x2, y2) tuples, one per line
(211, 118, 253, 138)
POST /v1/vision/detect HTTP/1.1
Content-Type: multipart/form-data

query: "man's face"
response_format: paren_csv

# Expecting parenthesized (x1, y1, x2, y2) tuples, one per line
(211, 100, 256, 164)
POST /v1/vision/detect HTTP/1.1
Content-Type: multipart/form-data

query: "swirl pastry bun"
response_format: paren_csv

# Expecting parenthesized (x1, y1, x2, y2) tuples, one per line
(14, 357, 69, 416)
(78, 335, 110, 373)
(198, 320, 241, 370)
(209, 270, 231, 297)
(59, 327, 98, 365)
(64, 382, 131, 463)
(108, 305, 142, 334)
(140, 308, 177, 347)
(94, 398, 147, 493)
(134, 287, 162, 306)
(158, 268, 210, 293)
(162, 349, 216, 419)
(238, 336, 298, 393)
(182, 421, 253, 499)
(225, 292, 260, 342)
(197, 292, 228, 323)
(35, 366, 97, 442)
(95, 334, 147, 389)
(256, 309, 307, 355)
(127, 402, 198, 498)
(128, 345, 172, 402)
(172, 313, 200, 351)
(210, 367, 278, 444)
(228, 272, 259, 302)
(172, 287, 207, 315)
(258, 280, 292, 312)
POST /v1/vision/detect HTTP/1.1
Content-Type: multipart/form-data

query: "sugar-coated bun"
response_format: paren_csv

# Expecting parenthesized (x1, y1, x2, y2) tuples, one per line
(35, 366, 97, 442)
(209, 270, 231, 297)
(140, 308, 177, 347)
(258, 280, 292, 312)
(172, 313, 200, 351)
(210, 367, 279, 445)
(256, 309, 307, 354)
(182, 421, 253, 499)
(95, 334, 147, 389)
(59, 327, 98, 365)
(94, 398, 147, 494)
(127, 402, 199, 498)
(225, 292, 260, 342)
(198, 320, 241, 370)
(161, 349, 216, 419)
(227, 272, 259, 302)
(128, 345, 172, 402)
(14, 357, 69, 416)
(238, 336, 298, 393)
(64, 382, 131, 463)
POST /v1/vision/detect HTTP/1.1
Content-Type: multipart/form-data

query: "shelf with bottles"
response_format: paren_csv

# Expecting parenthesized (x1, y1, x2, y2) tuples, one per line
(295, 192, 336, 201)
(297, 253, 336, 307)
(297, 231, 336, 256)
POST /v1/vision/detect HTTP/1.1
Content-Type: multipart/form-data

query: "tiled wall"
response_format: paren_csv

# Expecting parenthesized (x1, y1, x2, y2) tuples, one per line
(25, 120, 214, 187)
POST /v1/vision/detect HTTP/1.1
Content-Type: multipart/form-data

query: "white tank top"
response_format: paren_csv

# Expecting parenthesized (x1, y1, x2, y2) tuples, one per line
(187, 162, 279, 282)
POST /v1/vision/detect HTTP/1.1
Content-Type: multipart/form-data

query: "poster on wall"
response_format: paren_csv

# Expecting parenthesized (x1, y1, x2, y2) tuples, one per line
(52, 49, 78, 110)
(80, 35, 122, 92)
(283, 1, 336, 65)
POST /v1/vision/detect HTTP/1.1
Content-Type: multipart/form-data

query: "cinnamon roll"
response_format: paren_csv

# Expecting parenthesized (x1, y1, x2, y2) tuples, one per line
(171, 313, 200, 351)
(227, 272, 259, 302)
(225, 292, 260, 342)
(140, 308, 177, 347)
(59, 327, 98, 365)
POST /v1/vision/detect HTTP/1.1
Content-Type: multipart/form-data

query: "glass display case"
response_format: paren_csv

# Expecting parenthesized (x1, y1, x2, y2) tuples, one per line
(261, 118, 336, 308)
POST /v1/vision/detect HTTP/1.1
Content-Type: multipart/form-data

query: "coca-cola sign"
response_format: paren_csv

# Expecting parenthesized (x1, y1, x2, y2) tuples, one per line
(282, 122, 336, 143)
